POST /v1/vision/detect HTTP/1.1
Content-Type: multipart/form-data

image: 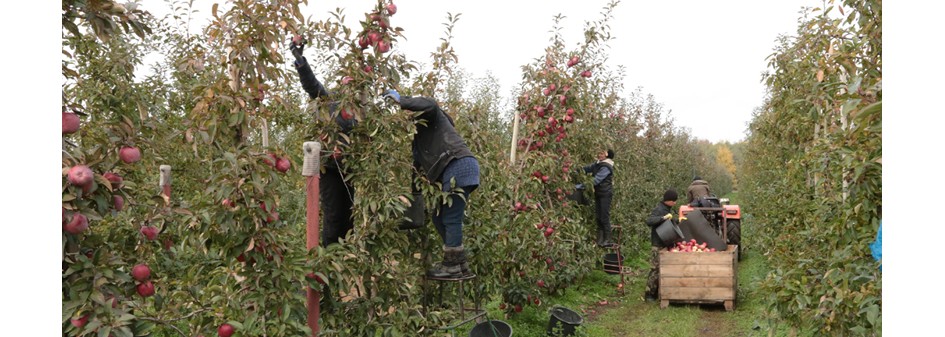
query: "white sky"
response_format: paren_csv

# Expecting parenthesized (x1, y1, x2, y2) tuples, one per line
(142, 0, 820, 143)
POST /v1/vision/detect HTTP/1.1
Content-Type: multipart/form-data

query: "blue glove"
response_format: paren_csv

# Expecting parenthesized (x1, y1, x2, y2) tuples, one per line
(575, 183, 585, 190)
(383, 89, 401, 103)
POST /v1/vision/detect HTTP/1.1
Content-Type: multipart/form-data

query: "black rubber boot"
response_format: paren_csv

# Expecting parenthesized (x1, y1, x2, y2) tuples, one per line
(595, 229, 604, 247)
(600, 227, 615, 248)
(427, 246, 462, 279)
(457, 248, 473, 277)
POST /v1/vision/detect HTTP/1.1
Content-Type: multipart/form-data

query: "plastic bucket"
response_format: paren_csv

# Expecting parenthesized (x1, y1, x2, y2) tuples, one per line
(602, 253, 624, 274)
(546, 306, 583, 336)
(398, 191, 425, 230)
(469, 320, 512, 337)
(567, 186, 589, 205)
(655, 219, 684, 246)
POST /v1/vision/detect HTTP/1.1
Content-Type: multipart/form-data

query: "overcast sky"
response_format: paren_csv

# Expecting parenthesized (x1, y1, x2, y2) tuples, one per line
(142, 0, 819, 143)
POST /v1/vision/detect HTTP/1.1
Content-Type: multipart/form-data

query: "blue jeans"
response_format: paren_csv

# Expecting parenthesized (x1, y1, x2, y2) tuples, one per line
(433, 186, 476, 247)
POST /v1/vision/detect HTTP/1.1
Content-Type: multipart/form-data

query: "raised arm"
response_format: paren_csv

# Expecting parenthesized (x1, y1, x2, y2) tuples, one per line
(295, 57, 330, 100)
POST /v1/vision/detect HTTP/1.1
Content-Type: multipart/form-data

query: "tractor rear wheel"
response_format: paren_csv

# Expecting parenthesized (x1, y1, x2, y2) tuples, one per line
(727, 220, 742, 261)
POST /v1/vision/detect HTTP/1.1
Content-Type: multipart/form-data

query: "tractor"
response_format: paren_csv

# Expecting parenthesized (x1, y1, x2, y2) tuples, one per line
(678, 196, 743, 260)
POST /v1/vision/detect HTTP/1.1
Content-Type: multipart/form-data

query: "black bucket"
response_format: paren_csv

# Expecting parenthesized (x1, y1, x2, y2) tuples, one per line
(469, 320, 512, 337)
(655, 219, 684, 247)
(567, 186, 589, 205)
(398, 191, 425, 230)
(546, 306, 583, 336)
(602, 253, 624, 274)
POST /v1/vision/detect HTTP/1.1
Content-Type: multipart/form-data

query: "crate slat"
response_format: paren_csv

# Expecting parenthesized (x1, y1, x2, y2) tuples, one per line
(660, 276, 735, 288)
(660, 264, 734, 277)
(660, 287, 735, 301)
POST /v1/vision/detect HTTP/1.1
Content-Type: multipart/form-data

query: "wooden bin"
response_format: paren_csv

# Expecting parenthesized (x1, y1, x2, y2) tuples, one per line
(658, 244, 738, 311)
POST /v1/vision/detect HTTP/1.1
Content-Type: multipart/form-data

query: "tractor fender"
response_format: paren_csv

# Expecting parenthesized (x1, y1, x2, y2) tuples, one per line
(722, 205, 741, 219)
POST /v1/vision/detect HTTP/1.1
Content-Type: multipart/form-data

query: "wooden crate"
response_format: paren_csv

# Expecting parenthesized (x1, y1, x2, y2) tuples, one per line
(658, 244, 738, 311)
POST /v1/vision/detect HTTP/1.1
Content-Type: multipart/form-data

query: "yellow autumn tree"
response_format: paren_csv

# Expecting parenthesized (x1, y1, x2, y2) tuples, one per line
(716, 143, 737, 188)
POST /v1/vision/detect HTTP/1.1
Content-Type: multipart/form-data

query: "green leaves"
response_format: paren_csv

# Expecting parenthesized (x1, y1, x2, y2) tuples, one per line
(743, 0, 881, 334)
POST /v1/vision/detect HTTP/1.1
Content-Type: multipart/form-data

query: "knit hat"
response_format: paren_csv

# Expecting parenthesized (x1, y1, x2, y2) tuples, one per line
(663, 189, 678, 202)
(693, 176, 702, 181)
(607, 149, 615, 159)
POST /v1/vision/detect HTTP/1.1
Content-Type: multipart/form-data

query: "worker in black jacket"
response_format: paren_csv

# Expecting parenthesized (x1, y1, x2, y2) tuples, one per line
(291, 39, 356, 247)
(383, 89, 480, 279)
(580, 149, 616, 248)
(643, 189, 678, 301)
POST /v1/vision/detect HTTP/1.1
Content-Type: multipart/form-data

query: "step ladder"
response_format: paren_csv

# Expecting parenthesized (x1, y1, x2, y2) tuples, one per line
(409, 230, 487, 336)
(602, 225, 633, 296)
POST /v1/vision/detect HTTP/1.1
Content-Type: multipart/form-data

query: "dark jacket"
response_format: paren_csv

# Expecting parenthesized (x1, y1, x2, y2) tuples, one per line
(644, 201, 674, 247)
(295, 57, 356, 169)
(583, 159, 614, 196)
(687, 179, 711, 203)
(398, 96, 475, 183)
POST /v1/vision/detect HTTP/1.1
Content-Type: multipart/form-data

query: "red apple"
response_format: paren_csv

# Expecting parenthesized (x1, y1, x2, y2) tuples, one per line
(131, 264, 151, 281)
(67, 165, 94, 188)
(275, 157, 291, 173)
(537, 280, 545, 288)
(340, 108, 354, 120)
(567, 56, 580, 67)
(63, 112, 81, 134)
(70, 314, 89, 328)
(542, 87, 551, 96)
(222, 198, 235, 208)
(136, 281, 155, 297)
(566, 108, 574, 116)
(376, 40, 390, 53)
(103, 172, 123, 189)
(541, 175, 550, 184)
(140, 226, 159, 241)
(564, 115, 574, 123)
(64, 213, 89, 234)
(218, 323, 235, 337)
(267, 211, 280, 223)
(367, 31, 382, 45)
(113, 195, 124, 211)
(533, 297, 541, 305)
(536, 106, 545, 117)
(363, 65, 373, 73)
(499, 303, 507, 310)
(513, 304, 523, 313)
(386, 3, 397, 15)
(263, 153, 278, 167)
(119, 147, 141, 164)
(581, 70, 592, 78)
(558, 95, 566, 105)
(544, 227, 554, 237)
(358, 35, 370, 49)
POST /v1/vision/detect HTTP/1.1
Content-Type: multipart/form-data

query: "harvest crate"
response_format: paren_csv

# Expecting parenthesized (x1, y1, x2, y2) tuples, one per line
(658, 244, 738, 311)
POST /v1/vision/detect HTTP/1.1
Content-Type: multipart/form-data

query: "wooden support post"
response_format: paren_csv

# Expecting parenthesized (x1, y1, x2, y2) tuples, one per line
(302, 141, 321, 336)
(261, 117, 270, 148)
(509, 114, 520, 165)
(159, 165, 172, 202)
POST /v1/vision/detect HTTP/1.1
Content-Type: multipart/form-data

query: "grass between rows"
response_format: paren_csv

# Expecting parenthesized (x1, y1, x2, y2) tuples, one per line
(446, 192, 804, 337)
